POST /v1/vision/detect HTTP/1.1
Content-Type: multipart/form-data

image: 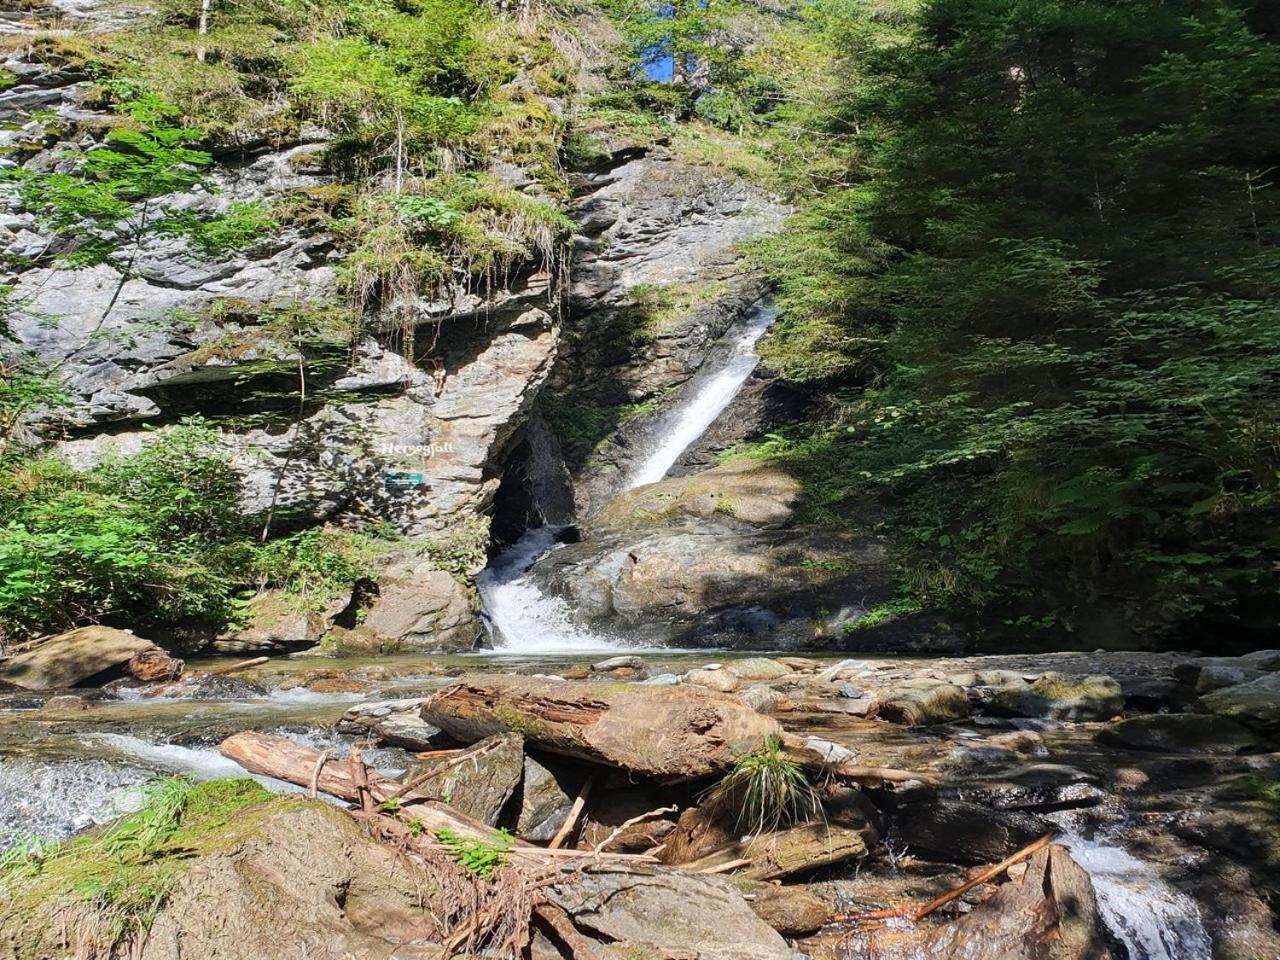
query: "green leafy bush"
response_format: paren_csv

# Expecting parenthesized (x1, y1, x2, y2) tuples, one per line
(0, 420, 249, 640)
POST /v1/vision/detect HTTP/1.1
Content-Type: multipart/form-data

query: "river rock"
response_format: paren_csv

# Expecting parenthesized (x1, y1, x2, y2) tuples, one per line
(545, 863, 792, 960)
(1201, 672, 1280, 733)
(592, 655, 644, 672)
(953, 765, 1108, 811)
(879, 679, 970, 725)
(1098, 713, 1261, 754)
(1193, 663, 1266, 694)
(126, 648, 184, 683)
(735, 879, 829, 935)
(411, 732, 525, 826)
(515, 754, 574, 841)
(904, 845, 1115, 960)
(894, 797, 1051, 864)
(687, 667, 741, 693)
(739, 684, 791, 714)
(729, 658, 792, 681)
(337, 697, 444, 750)
(977, 672, 1123, 721)
(5, 792, 447, 960)
(0, 626, 163, 689)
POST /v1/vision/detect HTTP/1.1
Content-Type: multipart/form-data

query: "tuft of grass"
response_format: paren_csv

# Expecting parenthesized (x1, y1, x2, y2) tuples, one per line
(704, 735, 820, 837)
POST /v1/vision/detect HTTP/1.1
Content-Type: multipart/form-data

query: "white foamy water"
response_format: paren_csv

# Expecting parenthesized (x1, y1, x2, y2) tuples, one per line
(1057, 828, 1212, 960)
(476, 301, 776, 653)
(624, 301, 776, 489)
(476, 526, 626, 652)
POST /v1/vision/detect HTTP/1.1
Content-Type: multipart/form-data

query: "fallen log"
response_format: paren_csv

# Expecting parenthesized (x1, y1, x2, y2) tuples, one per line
(200, 656, 269, 677)
(681, 822, 871, 880)
(219, 731, 501, 842)
(419, 676, 782, 779)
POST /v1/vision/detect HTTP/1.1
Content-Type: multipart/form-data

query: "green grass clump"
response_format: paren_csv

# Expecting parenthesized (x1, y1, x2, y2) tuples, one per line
(0, 778, 277, 956)
(704, 735, 820, 837)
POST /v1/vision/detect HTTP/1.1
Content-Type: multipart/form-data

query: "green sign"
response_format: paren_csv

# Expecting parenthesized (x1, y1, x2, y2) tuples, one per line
(384, 471, 425, 491)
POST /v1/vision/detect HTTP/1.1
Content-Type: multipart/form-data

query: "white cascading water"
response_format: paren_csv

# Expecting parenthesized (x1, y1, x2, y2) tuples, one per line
(1052, 821, 1213, 960)
(476, 300, 777, 653)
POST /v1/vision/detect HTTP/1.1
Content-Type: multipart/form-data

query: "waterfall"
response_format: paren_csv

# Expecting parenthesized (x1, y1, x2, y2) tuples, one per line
(1051, 819, 1213, 960)
(624, 301, 776, 490)
(476, 300, 776, 653)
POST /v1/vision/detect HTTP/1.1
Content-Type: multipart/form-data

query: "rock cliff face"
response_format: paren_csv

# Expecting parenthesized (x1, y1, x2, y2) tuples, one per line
(1, 0, 797, 651)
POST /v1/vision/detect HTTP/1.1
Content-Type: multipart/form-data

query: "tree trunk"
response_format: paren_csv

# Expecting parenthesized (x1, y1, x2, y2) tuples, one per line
(680, 822, 870, 880)
(218, 731, 505, 842)
(418, 677, 782, 780)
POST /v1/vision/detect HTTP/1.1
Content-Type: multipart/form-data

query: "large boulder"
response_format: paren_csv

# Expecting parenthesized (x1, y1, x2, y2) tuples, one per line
(977, 672, 1123, 721)
(0, 626, 162, 689)
(515, 755, 575, 841)
(1, 784, 446, 960)
(1201, 672, 1280, 733)
(1098, 713, 1261, 754)
(546, 864, 792, 960)
(337, 698, 443, 751)
(528, 460, 898, 650)
(357, 555, 479, 651)
(214, 589, 347, 654)
(408, 733, 526, 826)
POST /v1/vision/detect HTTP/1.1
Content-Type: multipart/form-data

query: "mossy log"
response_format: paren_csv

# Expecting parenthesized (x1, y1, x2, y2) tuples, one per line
(418, 676, 782, 779)
(681, 822, 870, 880)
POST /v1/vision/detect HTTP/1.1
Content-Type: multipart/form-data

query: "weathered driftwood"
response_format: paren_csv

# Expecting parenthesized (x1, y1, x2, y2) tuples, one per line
(219, 731, 504, 842)
(419, 676, 782, 779)
(681, 822, 870, 880)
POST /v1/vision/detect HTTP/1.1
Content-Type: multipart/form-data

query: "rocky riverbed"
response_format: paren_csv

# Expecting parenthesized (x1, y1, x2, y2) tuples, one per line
(3, 644, 1280, 959)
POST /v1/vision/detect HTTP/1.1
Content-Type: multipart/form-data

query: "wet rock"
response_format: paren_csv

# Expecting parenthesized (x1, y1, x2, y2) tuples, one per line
(592, 655, 644, 672)
(126, 648, 184, 683)
(183, 674, 269, 700)
(823, 785, 883, 837)
(736, 879, 829, 935)
(337, 698, 444, 751)
(977, 672, 1123, 721)
(515, 754, 574, 842)
(954, 765, 1107, 812)
(546, 863, 791, 960)
(836, 683, 863, 698)
(411, 733, 525, 826)
(303, 676, 369, 695)
(1240, 649, 1280, 670)
(42, 693, 91, 711)
(894, 797, 1051, 864)
(879, 680, 970, 726)
(904, 845, 1115, 960)
(687, 667, 741, 693)
(778, 656, 818, 672)
(729, 658, 792, 681)
(1121, 676, 1194, 711)
(739, 684, 791, 714)
(1201, 672, 1280, 733)
(1098, 713, 1261, 754)
(0, 626, 165, 689)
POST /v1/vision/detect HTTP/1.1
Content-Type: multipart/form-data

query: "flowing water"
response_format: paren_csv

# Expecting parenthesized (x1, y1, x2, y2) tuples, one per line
(1051, 818, 1213, 960)
(476, 299, 777, 653)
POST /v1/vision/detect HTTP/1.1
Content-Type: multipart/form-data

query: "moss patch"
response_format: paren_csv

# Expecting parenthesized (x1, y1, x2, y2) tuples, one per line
(0, 778, 292, 958)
